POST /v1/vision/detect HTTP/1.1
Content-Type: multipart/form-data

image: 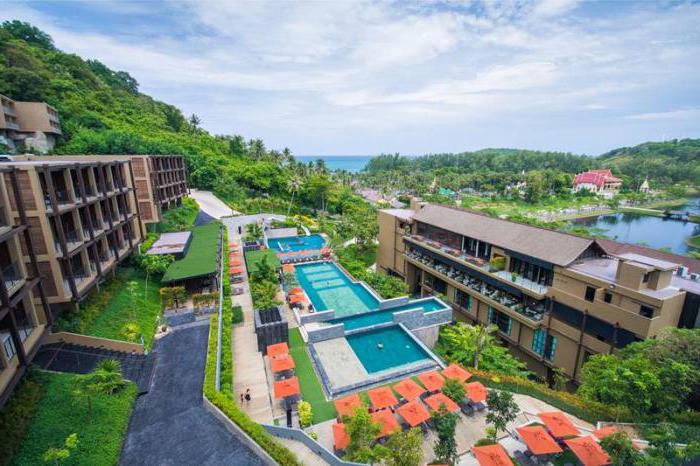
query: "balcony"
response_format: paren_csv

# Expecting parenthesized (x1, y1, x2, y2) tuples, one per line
(2, 105, 15, 116)
(63, 271, 91, 295)
(44, 190, 72, 210)
(406, 249, 546, 323)
(54, 230, 83, 256)
(405, 235, 549, 296)
(2, 262, 25, 295)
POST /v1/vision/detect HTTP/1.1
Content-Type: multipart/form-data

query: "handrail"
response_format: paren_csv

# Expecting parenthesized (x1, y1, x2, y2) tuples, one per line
(215, 224, 224, 391)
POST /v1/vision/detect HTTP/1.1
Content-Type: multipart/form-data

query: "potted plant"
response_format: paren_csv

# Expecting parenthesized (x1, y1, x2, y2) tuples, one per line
(511, 272, 517, 282)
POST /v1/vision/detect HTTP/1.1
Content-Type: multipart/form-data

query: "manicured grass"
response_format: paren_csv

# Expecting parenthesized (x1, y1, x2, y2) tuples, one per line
(245, 249, 281, 272)
(84, 268, 162, 349)
(163, 223, 220, 282)
(689, 235, 700, 249)
(288, 328, 337, 424)
(159, 196, 199, 233)
(9, 372, 137, 466)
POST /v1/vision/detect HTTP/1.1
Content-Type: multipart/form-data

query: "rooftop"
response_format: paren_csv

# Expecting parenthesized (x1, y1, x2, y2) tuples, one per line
(617, 253, 679, 271)
(146, 231, 191, 255)
(162, 223, 219, 282)
(381, 208, 415, 222)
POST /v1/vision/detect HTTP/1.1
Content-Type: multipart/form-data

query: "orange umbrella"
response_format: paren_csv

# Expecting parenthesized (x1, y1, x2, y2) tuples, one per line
(289, 295, 308, 304)
(332, 423, 350, 450)
(371, 409, 400, 438)
(393, 378, 425, 401)
(396, 400, 431, 427)
(289, 287, 304, 294)
(229, 243, 239, 249)
(229, 261, 242, 268)
(229, 251, 241, 257)
(334, 393, 364, 419)
(367, 386, 398, 410)
(472, 444, 514, 466)
(424, 392, 460, 413)
(564, 436, 611, 466)
(230, 267, 244, 275)
(273, 376, 300, 399)
(417, 370, 445, 392)
(267, 342, 289, 358)
(592, 426, 618, 440)
(538, 411, 580, 438)
(465, 381, 488, 403)
(282, 264, 295, 273)
(516, 426, 563, 455)
(270, 354, 295, 373)
(442, 363, 472, 383)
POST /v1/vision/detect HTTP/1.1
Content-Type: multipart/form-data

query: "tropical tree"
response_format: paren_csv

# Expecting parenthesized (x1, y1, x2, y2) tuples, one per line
(286, 173, 303, 216)
(188, 113, 201, 131)
(126, 280, 139, 321)
(600, 431, 643, 466)
(344, 408, 387, 463)
(139, 254, 174, 298)
(432, 405, 459, 465)
(485, 390, 520, 438)
(384, 428, 423, 466)
(245, 222, 263, 241)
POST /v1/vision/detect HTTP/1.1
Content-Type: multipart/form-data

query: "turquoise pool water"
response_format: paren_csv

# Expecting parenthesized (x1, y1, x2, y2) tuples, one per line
(330, 298, 445, 330)
(295, 262, 380, 317)
(268, 234, 325, 253)
(347, 326, 432, 373)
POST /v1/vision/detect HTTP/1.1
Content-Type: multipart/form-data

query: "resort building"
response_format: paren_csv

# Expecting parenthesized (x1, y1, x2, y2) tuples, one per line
(572, 169, 622, 197)
(0, 158, 144, 316)
(11, 155, 189, 225)
(0, 93, 62, 153)
(377, 203, 700, 385)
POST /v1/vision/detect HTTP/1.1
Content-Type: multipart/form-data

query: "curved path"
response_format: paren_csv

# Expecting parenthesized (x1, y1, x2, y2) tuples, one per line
(120, 324, 265, 466)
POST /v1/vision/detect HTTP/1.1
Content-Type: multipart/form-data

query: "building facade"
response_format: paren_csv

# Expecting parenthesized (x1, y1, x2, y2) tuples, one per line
(0, 94, 62, 153)
(572, 169, 622, 197)
(378, 203, 700, 385)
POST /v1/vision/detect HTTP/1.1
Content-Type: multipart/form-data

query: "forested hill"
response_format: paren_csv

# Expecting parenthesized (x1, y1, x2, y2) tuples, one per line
(366, 140, 700, 185)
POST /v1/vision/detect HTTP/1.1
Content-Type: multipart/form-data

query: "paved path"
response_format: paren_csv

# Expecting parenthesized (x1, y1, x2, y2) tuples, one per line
(120, 325, 265, 466)
(190, 189, 236, 218)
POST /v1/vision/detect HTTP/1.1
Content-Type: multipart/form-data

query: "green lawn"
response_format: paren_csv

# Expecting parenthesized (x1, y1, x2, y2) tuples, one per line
(159, 196, 199, 232)
(245, 249, 281, 272)
(84, 268, 162, 349)
(689, 235, 700, 249)
(9, 372, 137, 466)
(288, 328, 337, 424)
(163, 223, 220, 283)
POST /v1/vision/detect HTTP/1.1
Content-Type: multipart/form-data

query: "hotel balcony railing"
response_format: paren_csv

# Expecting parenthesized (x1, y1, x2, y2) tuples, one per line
(406, 249, 546, 322)
(2, 333, 17, 361)
(5, 122, 19, 130)
(2, 105, 15, 116)
(63, 272, 90, 294)
(82, 227, 91, 239)
(44, 190, 72, 208)
(405, 235, 549, 295)
(2, 262, 25, 294)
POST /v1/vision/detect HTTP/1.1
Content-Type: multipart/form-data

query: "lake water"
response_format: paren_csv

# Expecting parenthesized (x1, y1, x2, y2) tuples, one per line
(295, 155, 373, 172)
(572, 212, 700, 255)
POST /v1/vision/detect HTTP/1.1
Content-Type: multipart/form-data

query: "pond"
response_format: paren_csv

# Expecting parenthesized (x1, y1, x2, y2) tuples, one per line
(572, 211, 700, 255)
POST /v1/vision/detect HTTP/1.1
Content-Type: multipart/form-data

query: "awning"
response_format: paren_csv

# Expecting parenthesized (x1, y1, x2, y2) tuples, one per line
(424, 393, 459, 413)
(538, 411, 580, 438)
(393, 378, 425, 401)
(334, 393, 364, 419)
(270, 354, 295, 373)
(465, 381, 488, 403)
(516, 425, 563, 455)
(367, 386, 398, 410)
(417, 370, 445, 392)
(442, 363, 472, 383)
(273, 376, 300, 399)
(332, 423, 350, 450)
(371, 409, 400, 438)
(267, 342, 289, 358)
(396, 400, 431, 427)
(472, 444, 514, 466)
(564, 436, 611, 466)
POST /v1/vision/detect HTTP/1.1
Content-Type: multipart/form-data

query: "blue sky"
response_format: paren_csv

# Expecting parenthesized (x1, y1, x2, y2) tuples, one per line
(2, 1, 699, 156)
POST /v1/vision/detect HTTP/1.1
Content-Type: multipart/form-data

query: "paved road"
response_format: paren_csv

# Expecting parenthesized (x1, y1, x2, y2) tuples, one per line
(189, 189, 236, 219)
(120, 324, 265, 466)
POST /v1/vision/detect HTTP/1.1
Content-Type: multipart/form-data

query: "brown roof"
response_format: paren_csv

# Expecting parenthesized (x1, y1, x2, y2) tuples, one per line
(597, 239, 700, 274)
(412, 204, 595, 266)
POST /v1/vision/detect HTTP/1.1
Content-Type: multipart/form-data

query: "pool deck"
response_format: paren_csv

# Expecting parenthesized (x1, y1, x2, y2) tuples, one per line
(313, 338, 369, 390)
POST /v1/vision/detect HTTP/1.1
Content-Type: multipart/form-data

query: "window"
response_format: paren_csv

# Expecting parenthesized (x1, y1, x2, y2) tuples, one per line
(532, 329, 546, 355)
(642, 272, 650, 283)
(455, 290, 472, 313)
(584, 286, 596, 302)
(488, 307, 512, 335)
(640, 305, 654, 318)
(544, 335, 557, 362)
(603, 292, 613, 304)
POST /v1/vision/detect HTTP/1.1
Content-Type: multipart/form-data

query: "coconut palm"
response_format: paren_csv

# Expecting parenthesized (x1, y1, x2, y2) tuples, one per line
(286, 173, 303, 216)
(472, 324, 498, 369)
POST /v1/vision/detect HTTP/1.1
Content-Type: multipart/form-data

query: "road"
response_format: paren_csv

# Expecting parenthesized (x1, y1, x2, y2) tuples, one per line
(189, 189, 236, 219)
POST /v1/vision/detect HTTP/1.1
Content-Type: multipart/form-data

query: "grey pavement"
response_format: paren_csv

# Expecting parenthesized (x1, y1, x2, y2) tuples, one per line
(120, 325, 265, 466)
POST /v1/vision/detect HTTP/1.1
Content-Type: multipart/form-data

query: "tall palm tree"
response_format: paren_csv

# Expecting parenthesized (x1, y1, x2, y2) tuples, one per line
(286, 174, 303, 216)
(472, 324, 497, 369)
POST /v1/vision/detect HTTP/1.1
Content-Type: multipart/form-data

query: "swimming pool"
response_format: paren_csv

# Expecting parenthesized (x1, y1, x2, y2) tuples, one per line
(330, 298, 445, 330)
(268, 234, 325, 253)
(295, 262, 379, 317)
(347, 326, 432, 373)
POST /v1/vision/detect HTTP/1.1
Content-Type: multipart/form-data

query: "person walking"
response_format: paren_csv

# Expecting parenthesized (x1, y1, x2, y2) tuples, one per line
(245, 388, 251, 403)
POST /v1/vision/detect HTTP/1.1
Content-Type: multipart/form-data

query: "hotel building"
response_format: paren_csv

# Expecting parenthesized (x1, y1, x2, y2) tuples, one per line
(0, 93, 62, 153)
(378, 202, 700, 385)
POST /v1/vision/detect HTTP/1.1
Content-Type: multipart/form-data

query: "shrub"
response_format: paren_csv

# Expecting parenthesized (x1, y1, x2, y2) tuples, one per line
(489, 256, 506, 272)
(298, 401, 313, 428)
(231, 304, 243, 324)
(442, 378, 466, 404)
(473, 438, 496, 447)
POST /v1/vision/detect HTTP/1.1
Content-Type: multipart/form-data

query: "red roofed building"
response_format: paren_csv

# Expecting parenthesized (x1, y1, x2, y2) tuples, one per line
(573, 169, 622, 197)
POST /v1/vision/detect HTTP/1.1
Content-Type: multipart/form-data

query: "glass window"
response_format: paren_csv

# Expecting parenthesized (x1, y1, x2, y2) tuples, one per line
(584, 286, 596, 302)
(544, 335, 557, 362)
(640, 305, 654, 318)
(455, 290, 472, 312)
(603, 292, 612, 303)
(488, 306, 512, 335)
(532, 329, 546, 355)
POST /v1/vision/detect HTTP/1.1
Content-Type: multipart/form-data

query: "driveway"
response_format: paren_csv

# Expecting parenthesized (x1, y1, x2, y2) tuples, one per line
(120, 324, 265, 466)
(189, 189, 236, 219)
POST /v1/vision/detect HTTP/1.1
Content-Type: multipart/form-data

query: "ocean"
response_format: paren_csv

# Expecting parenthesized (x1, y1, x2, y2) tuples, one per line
(295, 155, 373, 173)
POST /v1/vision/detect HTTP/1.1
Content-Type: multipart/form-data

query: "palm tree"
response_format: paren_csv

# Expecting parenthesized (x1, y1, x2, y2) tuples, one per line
(472, 324, 497, 369)
(188, 113, 201, 131)
(286, 174, 303, 216)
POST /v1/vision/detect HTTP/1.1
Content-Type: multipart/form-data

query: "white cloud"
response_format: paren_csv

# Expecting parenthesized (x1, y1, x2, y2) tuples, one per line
(624, 108, 700, 121)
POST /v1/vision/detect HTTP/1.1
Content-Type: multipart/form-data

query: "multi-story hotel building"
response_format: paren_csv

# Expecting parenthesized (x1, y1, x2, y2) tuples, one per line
(0, 94, 62, 153)
(10, 155, 188, 225)
(378, 202, 700, 385)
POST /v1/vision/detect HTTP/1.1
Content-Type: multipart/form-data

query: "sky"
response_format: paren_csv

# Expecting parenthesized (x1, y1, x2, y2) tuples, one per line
(2, 1, 700, 156)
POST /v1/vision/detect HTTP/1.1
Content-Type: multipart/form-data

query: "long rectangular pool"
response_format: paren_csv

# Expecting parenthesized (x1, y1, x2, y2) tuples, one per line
(346, 326, 433, 373)
(268, 234, 325, 253)
(330, 298, 445, 330)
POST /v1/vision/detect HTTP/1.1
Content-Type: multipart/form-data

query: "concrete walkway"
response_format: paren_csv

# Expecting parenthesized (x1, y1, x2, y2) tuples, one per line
(120, 325, 265, 466)
(190, 189, 237, 218)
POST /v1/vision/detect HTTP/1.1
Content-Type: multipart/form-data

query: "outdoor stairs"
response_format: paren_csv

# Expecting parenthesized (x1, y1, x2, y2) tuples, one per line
(34, 342, 157, 395)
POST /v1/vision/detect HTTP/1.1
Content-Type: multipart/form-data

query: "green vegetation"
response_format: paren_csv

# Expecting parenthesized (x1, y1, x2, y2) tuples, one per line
(245, 249, 282, 271)
(689, 235, 700, 249)
(162, 223, 219, 282)
(9, 371, 136, 466)
(288, 328, 337, 423)
(159, 197, 199, 232)
(245, 249, 282, 310)
(336, 244, 408, 299)
(56, 267, 161, 349)
(485, 391, 520, 438)
(432, 406, 459, 465)
(344, 408, 387, 463)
